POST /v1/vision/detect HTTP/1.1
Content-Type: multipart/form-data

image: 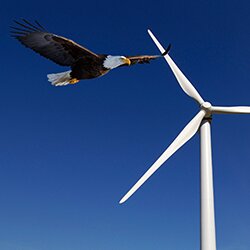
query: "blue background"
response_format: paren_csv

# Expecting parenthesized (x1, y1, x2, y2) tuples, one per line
(1, 0, 250, 249)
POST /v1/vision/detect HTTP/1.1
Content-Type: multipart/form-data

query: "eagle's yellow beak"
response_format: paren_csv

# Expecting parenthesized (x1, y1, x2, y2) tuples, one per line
(122, 57, 131, 65)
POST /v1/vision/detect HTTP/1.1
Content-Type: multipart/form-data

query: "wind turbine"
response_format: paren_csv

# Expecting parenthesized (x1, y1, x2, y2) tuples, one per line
(119, 30, 250, 250)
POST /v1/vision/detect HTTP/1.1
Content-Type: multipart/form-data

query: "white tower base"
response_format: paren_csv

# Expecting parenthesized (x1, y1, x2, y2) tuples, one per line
(200, 119, 217, 250)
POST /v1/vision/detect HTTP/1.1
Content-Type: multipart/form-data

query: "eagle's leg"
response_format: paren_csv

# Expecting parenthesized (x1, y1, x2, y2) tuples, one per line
(69, 78, 80, 84)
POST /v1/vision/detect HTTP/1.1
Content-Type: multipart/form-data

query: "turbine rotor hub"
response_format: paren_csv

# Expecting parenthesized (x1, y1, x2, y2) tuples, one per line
(202, 101, 212, 110)
(201, 101, 212, 117)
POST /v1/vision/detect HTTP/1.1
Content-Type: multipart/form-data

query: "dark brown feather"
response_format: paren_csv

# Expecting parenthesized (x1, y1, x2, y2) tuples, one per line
(11, 20, 100, 66)
(126, 55, 160, 65)
(126, 44, 171, 65)
(71, 55, 109, 79)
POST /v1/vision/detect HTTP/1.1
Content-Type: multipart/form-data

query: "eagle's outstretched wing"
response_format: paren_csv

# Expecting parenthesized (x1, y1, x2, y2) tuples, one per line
(126, 55, 161, 65)
(126, 44, 171, 65)
(11, 19, 99, 66)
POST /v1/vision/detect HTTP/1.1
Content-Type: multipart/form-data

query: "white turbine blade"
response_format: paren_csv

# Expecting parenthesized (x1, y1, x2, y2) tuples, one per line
(119, 110, 206, 204)
(148, 29, 204, 105)
(211, 106, 250, 114)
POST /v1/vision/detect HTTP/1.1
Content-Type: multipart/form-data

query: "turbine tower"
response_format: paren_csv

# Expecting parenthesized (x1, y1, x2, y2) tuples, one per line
(120, 30, 250, 250)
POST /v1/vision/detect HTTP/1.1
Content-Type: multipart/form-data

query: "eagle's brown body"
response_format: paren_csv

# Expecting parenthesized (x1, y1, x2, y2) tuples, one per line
(70, 56, 108, 80)
(11, 19, 170, 86)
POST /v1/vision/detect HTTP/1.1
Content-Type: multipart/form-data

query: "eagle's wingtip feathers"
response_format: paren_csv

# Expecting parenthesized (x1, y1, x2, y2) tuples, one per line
(162, 44, 171, 56)
(11, 19, 46, 35)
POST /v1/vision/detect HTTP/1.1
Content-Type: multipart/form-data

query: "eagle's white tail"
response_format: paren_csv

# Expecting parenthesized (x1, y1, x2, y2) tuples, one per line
(47, 70, 73, 86)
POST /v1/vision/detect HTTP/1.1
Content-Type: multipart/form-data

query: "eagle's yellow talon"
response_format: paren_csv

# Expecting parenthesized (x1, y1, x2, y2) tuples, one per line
(69, 78, 79, 84)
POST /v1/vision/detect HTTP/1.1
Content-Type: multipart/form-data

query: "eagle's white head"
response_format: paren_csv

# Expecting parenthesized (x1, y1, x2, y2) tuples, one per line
(103, 55, 131, 69)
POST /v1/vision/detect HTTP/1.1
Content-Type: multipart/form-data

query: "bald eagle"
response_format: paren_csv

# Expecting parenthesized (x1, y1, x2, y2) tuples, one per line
(11, 20, 170, 86)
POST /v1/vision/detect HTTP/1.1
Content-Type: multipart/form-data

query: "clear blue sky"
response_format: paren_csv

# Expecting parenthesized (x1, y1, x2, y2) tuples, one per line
(1, 0, 250, 249)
